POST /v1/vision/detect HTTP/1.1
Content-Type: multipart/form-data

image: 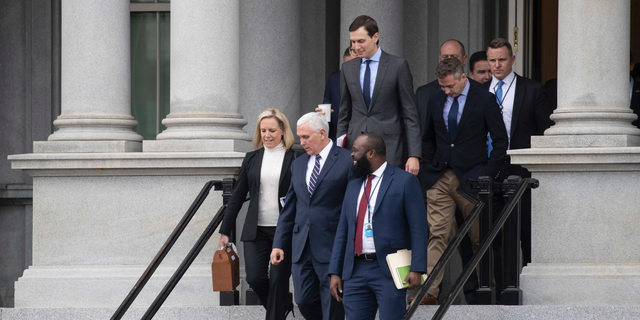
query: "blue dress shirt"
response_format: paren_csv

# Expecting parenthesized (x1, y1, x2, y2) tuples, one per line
(443, 79, 470, 132)
(359, 47, 382, 100)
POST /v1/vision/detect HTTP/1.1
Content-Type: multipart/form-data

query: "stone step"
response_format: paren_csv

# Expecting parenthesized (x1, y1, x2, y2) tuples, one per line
(2, 305, 640, 320)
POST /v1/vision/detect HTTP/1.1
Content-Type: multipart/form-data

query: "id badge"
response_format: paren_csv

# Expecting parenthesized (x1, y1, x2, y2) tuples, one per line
(364, 223, 373, 237)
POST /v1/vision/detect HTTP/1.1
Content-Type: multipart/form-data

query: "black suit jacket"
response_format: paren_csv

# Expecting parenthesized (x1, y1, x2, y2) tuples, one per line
(420, 80, 508, 190)
(482, 74, 554, 150)
(630, 78, 640, 128)
(220, 148, 296, 242)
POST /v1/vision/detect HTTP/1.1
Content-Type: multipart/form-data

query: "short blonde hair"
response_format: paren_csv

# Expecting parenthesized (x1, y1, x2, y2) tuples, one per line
(252, 108, 295, 150)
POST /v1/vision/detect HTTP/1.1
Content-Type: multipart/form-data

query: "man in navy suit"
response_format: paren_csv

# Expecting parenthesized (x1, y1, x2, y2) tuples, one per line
(271, 112, 352, 320)
(328, 133, 428, 320)
(322, 47, 357, 142)
(421, 58, 508, 301)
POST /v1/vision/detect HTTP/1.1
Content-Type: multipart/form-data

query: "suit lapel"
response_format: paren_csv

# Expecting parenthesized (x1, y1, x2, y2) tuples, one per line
(369, 51, 388, 113)
(454, 82, 479, 140)
(278, 149, 294, 187)
(253, 148, 265, 187)
(434, 92, 449, 141)
(511, 75, 525, 138)
(311, 144, 338, 199)
(299, 153, 311, 193)
(373, 164, 394, 216)
(350, 58, 366, 112)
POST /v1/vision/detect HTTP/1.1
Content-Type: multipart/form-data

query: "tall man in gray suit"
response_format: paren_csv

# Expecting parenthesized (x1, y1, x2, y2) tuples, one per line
(338, 15, 421, 175)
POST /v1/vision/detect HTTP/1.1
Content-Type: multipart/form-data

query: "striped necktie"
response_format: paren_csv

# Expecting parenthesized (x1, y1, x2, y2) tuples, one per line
(308, 155, 322, 197)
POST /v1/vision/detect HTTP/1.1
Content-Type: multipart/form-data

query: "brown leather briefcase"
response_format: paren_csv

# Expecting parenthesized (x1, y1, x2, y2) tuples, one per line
(211, 244, 240, 292)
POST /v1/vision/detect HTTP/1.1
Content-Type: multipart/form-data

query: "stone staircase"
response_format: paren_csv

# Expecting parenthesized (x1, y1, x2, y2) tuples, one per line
(2, 306, 640, 320)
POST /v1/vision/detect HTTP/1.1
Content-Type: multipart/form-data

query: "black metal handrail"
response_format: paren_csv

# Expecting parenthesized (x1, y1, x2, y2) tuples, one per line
(111, 178, 236, 320)
(404, 176, 539, 320)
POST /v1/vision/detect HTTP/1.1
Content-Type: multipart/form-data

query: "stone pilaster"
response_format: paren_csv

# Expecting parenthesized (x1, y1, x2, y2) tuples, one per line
(145, 0, 252, 152)
(36, 1, 143, 153)
(238, 0, 302, 139)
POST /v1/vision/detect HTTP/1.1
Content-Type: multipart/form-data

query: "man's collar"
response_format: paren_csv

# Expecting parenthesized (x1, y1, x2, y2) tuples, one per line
(362, 46, 382, 63)
(370, 161, 387, 177)
(316, 139, 333, 160)
(491, 71, 516, 88)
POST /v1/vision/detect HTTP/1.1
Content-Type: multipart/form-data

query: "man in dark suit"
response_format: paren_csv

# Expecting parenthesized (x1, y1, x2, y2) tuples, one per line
(421, 58, 508, 301)
(415, 39, 468, 137)
(483, 38, 554, 271)
(328, 133, 428, 320)
(323, 47, 357, 142)
(469, 51, 492, 85)
(338, 15, 421, 175)
(271, 112, 352, 320)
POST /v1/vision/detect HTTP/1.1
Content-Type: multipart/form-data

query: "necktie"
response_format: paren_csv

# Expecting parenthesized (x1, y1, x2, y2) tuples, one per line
(308, 155, 321, 197)
(363, 60, 372, 109)
(488, 81, 505, 156)
(355, 174, 375, 256)
(448, 96, 459, 141)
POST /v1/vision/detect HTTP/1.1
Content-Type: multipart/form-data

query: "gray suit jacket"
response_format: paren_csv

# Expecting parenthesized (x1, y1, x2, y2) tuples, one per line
(337, 50, 421, 167)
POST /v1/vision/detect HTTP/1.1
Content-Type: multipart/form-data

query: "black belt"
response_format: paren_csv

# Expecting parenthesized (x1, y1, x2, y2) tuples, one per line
(355, 253, 377, 261)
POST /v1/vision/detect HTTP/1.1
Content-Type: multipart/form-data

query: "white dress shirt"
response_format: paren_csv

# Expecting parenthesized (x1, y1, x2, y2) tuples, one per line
(356, 161, 387, 254)
(258, 142, 285, 226)
(359, 47, 382, 100)
(306, 140, 333, 187)
(489, 71, 517, 149)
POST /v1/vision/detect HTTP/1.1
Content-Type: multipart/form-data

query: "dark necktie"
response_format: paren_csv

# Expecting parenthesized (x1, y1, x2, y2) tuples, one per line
(355, 174, 375, 256)
(308, 155, 321, 197)
(363, 60, 372, 109)
(448, 96, 459, 141)
(488, 80, 504, 155)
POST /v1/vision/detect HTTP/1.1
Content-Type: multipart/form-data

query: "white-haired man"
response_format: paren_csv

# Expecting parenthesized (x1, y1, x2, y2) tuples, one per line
(272, 112, 353, 320)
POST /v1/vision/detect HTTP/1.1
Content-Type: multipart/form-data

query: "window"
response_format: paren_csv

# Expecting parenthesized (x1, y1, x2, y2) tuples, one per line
(130, 1, 170, 140)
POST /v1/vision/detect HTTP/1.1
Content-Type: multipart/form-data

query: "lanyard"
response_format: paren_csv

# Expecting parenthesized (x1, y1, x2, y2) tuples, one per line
(363, 173, 383, 224)
(493, 75, 516, 112)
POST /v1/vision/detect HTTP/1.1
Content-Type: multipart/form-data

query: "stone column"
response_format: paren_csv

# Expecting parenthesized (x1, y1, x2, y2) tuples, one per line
(532, 0, 640, 148)
(341, 0, 403, 58)
(511, 0, 640, 305)
(35, 1, 143, 153)
(145, 0, 252, 152)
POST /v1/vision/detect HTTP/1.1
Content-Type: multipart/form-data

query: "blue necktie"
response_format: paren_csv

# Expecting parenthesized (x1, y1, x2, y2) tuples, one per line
(308, 155, 321, 197)
(363, 60, 372, 109)
(488, 80, 505, 156)
(448, 96, 459, 141)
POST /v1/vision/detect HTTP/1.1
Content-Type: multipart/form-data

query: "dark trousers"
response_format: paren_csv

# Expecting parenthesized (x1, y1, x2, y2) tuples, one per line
(292, 240, 345, 320)
(343, 259, 407, 320)
(244, 227, 292, 320)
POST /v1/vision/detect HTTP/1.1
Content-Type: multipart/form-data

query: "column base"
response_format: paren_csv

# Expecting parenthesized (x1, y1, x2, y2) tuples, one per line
(521, 263, 640, 305)
(531, 135, 640, 148)
(143, 139, 253, 152)
(34, 141, 142, 153)
(14, 264, 219, 308)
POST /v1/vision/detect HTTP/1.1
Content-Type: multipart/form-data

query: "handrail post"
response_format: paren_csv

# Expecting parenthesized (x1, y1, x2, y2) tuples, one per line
(219, 177, 240, 306)
(500, 175, 523, 305)
(476, 176, 496, 304)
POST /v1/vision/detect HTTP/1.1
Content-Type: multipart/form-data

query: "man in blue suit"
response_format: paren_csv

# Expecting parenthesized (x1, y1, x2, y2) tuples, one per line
(328, 133, 428, 320)
(271, 112, 352, 320)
